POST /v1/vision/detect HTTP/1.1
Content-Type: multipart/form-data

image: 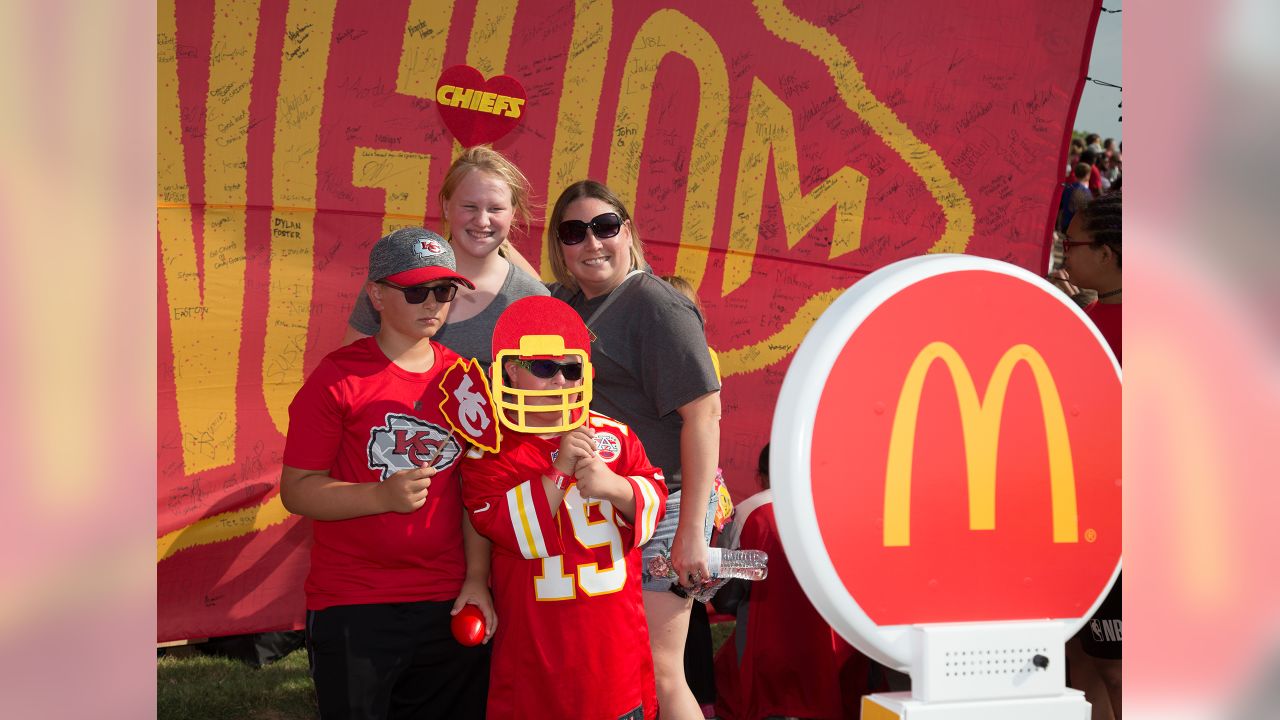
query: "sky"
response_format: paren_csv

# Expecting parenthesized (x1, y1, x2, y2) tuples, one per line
(1074, 1, 1123, 141)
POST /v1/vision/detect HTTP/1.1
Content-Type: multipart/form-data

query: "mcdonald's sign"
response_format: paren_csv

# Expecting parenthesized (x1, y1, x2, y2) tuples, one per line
(775, 258, 1120, 651)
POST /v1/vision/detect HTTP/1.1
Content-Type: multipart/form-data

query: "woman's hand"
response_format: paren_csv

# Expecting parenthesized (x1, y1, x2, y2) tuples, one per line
(1048, 269, 1080, 297)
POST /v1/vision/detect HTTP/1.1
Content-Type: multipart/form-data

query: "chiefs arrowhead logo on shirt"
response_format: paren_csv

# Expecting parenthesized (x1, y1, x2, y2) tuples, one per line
(438, 358, 502, 453)
(367, 413, 462, 479)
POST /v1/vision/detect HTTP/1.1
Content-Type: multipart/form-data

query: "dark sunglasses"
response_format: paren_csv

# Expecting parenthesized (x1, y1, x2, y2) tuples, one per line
(377, 281, 458, 304)
(512, 358, 584, 382)
(557, 212, 623, 245)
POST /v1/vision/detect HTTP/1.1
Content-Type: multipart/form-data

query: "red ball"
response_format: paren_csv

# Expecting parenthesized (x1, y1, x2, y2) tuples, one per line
(451, 604, 486, 647)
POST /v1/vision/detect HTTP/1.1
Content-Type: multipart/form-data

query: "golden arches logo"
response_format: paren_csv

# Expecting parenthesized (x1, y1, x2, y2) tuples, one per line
(883, 342, 1079, 547)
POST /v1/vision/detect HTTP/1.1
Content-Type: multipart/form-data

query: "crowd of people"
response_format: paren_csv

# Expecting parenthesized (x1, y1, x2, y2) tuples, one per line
(272, 136, 1122, 719)
(1057, 132, 1122, 234)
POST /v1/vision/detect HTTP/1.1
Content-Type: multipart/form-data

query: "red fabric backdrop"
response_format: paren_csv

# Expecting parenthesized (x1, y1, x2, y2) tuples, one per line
(158, 0, 1099, 641)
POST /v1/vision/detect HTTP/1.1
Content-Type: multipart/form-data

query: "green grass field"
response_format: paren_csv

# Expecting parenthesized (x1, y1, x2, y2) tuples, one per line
(157, 649, 316, 720)
(158, 621, 736, 720)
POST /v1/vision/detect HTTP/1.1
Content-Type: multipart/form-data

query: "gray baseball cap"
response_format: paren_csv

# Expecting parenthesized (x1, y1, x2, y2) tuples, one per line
(367, 227, 475, 288)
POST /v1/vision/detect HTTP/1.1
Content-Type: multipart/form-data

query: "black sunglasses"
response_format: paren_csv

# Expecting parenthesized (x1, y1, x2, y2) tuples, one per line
(557, 212, 623, 245)
(377, 281, 458, 304)
(512, 358, 584, 382)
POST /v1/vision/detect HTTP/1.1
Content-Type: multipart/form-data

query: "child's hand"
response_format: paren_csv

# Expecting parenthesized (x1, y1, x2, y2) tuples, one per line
(378, 463, 436, 513)
(574, 456, 623, 502)
(554, 426, 596, 476)
(452, 579, 497, 644)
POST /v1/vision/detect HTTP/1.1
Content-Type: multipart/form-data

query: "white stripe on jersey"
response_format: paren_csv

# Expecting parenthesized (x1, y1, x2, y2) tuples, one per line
(507, 480, 549, 559)
(631, 475, 661, 545)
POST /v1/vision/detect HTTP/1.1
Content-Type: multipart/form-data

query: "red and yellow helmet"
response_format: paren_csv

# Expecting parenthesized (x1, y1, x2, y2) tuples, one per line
(489, 296, 593, 433)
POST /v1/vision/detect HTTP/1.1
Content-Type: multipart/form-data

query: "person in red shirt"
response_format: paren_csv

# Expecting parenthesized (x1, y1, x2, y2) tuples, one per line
(1049, 191, 1122, 719)
(280, 227, 493, 720)
(462, 296, 670, 720)
(1052, 190, 1122, 364)
(1065, 149, 1105, 197)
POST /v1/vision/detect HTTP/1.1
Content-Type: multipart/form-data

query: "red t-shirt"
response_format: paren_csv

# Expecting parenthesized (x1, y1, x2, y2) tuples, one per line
(283, 337, 467, 611)
(1085, 301, 1122, 365)
(462, 412, 669, 720)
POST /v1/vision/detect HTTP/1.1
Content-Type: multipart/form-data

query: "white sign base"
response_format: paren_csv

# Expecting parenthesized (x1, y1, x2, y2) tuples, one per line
(912, 620, 1066, 702)
(862, 690, 1089, 719)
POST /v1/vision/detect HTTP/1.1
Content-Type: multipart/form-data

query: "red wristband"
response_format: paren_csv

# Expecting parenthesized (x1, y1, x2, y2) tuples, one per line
(546, 466, 573, 490)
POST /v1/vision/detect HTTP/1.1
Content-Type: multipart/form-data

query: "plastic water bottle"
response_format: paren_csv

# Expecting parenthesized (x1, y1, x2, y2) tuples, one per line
(708, 548, 769, 581)
(647, 548, 769, 603)
(647, 548, 769, 582)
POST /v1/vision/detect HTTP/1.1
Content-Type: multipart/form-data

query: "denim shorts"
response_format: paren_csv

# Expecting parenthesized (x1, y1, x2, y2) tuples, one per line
(640, 488, 718, 592)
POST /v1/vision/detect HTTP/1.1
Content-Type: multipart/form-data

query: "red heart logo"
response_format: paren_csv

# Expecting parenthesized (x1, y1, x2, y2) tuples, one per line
(435, 65, 526, 147)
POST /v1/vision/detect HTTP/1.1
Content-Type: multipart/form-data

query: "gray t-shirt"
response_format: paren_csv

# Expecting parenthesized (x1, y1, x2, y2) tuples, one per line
(551, 272, 720, 493)
(349, 262, 549, 363)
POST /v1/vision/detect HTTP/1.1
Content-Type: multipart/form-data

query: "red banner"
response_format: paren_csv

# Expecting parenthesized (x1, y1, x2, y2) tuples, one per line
(158, 0, 1100, 641)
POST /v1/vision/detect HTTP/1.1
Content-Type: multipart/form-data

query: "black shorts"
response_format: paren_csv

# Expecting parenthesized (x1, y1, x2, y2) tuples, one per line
(305, 600, 490, 720)
(1078, 573, 1121, 660)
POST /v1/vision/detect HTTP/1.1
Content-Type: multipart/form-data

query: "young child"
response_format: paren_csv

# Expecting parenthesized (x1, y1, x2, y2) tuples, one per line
(461, 296, 669, 720)
(280, 227, 492, 720)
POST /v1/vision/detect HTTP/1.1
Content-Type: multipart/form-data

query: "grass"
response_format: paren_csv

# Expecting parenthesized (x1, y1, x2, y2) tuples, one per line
(157, 620, 737, 720)
(710, 618, 735, 654)
(157, 649, 317, 720)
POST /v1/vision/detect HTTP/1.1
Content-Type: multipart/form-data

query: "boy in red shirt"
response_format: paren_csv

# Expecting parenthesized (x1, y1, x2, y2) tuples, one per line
(461, 296, 669, 720)
(280, 227, 493, 720)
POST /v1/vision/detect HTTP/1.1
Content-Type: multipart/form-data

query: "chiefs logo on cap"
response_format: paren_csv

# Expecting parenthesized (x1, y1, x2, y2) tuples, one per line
(419, 239, 446, 255)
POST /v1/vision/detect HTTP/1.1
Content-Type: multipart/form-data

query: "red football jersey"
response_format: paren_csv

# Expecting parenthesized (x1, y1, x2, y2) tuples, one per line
(283, 337, 467, 611)
(462, 412, 668, 720)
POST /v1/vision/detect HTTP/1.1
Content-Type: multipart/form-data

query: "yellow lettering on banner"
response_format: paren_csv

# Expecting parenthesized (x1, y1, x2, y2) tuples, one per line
(158, 0, 258, 474)
(264, 0, 337, 434)
(541, 0, 612, 280)
(754, 0, 974, 253)
(718, 289, 844, 377)
(609, 10, 729, 291)
(157, 495, 293, 561)
(725, 79, 869, 296)
(439, 0, 521, 159)
(467, 0, 519, 77)
(352, 147, 433, 236)
(397, 0, 455, 98)
(883, 342, 1079, 547)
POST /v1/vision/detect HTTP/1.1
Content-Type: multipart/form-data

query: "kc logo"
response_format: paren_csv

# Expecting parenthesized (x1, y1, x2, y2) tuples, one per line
(367, 413, 461, 479)
(453, 374, 491, 438)
(883, 341, 1078, 547)
(438, 358, 502, 453)
(419, 239, 445, 255)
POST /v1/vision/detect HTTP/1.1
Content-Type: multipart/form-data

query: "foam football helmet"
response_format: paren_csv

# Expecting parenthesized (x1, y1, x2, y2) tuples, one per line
(490, 296, 593, 433)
